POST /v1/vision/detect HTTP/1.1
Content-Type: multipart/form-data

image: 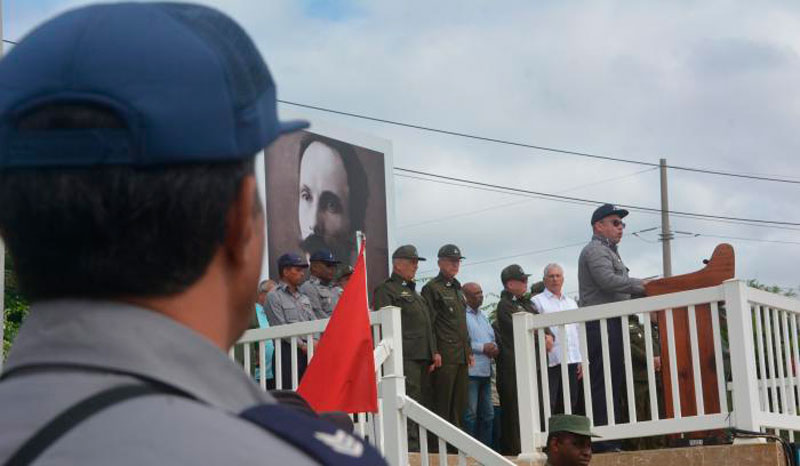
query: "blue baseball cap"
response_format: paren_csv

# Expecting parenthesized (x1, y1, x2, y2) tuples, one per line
(0, 2, 308, 168)
(277, 253, 308, 269)
(309, 249, 340, 264)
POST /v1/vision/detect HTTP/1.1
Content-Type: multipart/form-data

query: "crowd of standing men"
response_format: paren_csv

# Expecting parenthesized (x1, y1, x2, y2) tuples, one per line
(260, 202, 664, 455)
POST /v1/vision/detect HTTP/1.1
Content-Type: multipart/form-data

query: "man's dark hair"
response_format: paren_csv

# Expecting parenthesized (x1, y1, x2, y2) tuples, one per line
(0, 104, 257, 300)
(298, 133, 369, 232)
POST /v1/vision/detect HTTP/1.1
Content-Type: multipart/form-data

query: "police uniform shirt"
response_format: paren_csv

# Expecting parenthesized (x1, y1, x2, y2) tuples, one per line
(266, 281, 317, 326)
(299, 276, 337, 319)
(0, 300, 318, 465)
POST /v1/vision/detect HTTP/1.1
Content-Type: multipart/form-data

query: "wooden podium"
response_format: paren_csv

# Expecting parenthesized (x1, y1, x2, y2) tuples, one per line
(644, 244, 734, 435)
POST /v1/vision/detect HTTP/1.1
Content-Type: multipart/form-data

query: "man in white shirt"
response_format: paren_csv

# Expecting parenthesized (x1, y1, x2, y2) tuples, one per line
(532, 263, 584, 415)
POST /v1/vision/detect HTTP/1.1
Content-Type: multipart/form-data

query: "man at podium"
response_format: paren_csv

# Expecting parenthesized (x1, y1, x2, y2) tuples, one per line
(577, 204, 649, 451)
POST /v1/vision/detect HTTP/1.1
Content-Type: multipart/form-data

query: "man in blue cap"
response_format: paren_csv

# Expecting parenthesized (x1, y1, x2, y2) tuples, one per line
(299, 249, 342, 319)
(266, 253, 317, 388)
(577, 203, 648, 452)
(0, 3, 384, 465)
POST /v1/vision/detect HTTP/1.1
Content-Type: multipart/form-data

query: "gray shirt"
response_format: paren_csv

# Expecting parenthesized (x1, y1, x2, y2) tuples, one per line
(578, 234, 645, 307)
(299, 276, 337, 319)
(266, 281, 316, 326)
(0, 300, 317, 465)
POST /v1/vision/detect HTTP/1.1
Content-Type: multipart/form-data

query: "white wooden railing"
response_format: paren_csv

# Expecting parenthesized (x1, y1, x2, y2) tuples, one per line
(231, 306, 513, 466)
(513, 279, 800, 460)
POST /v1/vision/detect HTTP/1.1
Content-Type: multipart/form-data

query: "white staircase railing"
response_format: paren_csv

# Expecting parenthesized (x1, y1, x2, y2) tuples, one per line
(232, 306, 513, 466)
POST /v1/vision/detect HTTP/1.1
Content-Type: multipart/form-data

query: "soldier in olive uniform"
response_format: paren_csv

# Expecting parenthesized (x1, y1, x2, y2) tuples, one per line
(494, 264, 553, 455)
(421, 244, 474, 429)
(624, 314, 666, 450)
(373, 245, 439, 450)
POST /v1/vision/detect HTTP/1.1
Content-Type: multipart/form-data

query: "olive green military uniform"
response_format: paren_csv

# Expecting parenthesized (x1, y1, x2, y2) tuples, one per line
(421, 269, 472, 428)
(624, 315, 666, 450)
(494, 264, 551, 456)
(373, 245, 437, 450)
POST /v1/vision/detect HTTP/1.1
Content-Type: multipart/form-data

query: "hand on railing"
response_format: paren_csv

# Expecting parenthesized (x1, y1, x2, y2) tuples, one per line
(428, 353, 442, 373)
(545, 334, 555, 352)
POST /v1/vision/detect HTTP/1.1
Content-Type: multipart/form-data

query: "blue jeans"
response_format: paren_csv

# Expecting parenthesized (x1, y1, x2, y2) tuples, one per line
(463, 376, 494, 446)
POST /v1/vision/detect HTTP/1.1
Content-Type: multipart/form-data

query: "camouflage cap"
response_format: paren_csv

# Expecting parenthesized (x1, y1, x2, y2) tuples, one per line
(437, 244, 465, 259)
(501, 264, 530, 284)
(392, 245, 426, 261)
(548, 414, 600, 438)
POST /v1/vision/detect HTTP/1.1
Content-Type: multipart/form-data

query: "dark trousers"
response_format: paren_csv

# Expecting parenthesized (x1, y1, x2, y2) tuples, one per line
(587, 318, 627, 451)
(432, 363, 468, 428)
(277, 340, 308, 390)
(404, 359, 433, 451)
(548, 363, 583, 415)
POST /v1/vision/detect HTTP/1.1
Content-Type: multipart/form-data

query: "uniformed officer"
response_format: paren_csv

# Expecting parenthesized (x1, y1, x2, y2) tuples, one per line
(299, 249, 341, 319)
(0, 3, 385, 465)
(494, 264, 553, 455)
(421, 244, 473, 429)
(624, 315, 665, 450)
(267, 253, 317, 389)
(577, 203, 649, 452)
(373, 245, 438, 451)
(333, 264, 355, 302)
(544, 415, 599, 466)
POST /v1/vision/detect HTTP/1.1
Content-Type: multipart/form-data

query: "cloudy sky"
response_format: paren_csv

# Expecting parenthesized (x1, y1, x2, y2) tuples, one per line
(4, 0, 799, 302)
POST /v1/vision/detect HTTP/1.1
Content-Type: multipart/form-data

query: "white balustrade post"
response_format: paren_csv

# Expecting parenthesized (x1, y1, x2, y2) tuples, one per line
(378, 306, 407, 466)
(724, 280, 762, 436)
(514, 312, 546, 461)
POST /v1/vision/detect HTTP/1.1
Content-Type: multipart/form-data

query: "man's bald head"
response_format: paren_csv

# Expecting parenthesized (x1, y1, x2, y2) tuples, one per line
(463, 282, 483, 310)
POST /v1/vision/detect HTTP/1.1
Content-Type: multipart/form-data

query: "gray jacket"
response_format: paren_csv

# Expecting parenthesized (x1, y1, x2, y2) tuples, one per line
(0, 300, 317, 465)
(265, 281, 316, 326)
(578, 235, 645, 307)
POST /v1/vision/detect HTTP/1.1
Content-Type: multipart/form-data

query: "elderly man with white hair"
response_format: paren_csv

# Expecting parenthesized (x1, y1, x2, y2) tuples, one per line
(531, 263, 584, 415)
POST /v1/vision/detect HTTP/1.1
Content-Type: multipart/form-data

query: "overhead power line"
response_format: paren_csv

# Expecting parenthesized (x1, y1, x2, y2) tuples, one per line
(2, 39, 17, 45)
(279, 100, 800, 186)
(394, 167, 800, 228)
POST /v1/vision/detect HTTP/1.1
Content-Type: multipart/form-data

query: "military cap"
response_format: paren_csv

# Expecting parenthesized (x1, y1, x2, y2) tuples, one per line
(309, 249, 340, 264)
(277, 253, 308, 269)
(0, 2, 307, 169)
(335, 264, 354, 281)
(530, 280, 545, 295)
(590, 203, 629, 225)
(548, 414, 600, 438)
(501, 264, 530, 284)
(437, 244, 465, 260)
(392, 245, 426, 261)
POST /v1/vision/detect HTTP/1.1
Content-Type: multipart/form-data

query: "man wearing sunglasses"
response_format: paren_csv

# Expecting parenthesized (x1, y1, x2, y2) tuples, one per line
(577, 204, 648, 452)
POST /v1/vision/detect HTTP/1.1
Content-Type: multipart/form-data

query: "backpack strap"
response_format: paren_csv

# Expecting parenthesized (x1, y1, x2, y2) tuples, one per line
(3, 383, 174, 466)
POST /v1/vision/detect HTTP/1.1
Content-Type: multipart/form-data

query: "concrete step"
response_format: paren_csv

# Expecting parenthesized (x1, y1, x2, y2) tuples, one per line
(409, 442, 787, 466)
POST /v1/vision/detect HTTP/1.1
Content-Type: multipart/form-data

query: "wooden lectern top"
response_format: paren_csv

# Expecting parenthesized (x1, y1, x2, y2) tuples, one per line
(644, 243, 735, 296)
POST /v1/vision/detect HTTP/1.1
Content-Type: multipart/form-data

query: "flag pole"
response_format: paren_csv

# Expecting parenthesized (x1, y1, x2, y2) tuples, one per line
(0, 0, 7, 372)
(356, 231, 368, 310)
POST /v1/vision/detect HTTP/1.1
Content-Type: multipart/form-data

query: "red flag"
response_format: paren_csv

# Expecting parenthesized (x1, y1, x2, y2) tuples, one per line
(297, 242, 378, 413)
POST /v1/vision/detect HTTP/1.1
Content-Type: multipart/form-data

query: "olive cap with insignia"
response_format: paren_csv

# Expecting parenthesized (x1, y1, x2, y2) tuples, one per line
(437, 244, 465, 260)
(501, 264, 530, 284)
(548, 414, 600, 438)
(334, 264, 354, 281)
(392, 245, 426, 261)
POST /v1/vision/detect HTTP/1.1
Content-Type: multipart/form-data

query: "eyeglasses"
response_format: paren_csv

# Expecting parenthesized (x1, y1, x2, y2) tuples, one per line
(609, 219, 626, 228)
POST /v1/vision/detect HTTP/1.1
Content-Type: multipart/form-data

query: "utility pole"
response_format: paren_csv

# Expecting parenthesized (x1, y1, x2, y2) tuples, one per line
(659, 158, 673, 277)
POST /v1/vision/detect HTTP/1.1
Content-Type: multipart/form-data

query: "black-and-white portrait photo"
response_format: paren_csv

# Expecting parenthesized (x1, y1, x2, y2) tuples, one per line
(265, 129, 391, 295)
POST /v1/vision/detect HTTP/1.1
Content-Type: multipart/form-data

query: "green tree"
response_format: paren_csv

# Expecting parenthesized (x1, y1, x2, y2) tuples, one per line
(3, 252, 30, 356)
(746, 279, 798, 298)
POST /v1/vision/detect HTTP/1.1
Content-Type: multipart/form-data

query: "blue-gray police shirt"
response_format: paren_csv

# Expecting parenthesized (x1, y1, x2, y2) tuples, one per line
(0, 300, 319, 465)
